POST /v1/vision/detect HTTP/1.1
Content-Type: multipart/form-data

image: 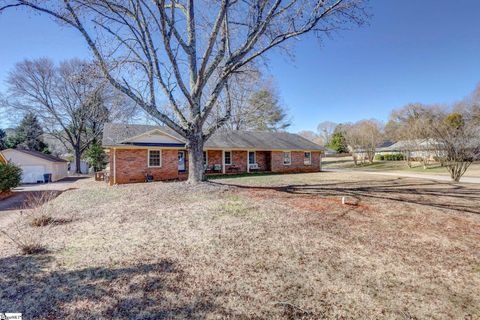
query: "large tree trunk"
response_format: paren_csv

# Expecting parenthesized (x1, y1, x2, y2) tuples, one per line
(449, 161, 471, 183)
(74, 147, 82, 174)
(187, 133, 206, 183)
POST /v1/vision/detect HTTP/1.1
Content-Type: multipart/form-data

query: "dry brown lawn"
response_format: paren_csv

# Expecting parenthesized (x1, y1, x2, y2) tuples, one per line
(323, 157, 480, 178)
(0, 172, 479, 319)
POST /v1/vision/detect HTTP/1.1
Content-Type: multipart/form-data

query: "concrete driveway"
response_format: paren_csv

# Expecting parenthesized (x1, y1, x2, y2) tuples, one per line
(0, 176, 90, 212)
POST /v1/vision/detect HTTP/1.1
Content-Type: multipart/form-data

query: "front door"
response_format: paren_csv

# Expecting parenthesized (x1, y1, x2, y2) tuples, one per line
(178, 151, 186, 171)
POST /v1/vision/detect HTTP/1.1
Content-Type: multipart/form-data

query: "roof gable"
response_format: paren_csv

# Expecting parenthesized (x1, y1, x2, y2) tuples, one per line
(122, 129, 186, 145)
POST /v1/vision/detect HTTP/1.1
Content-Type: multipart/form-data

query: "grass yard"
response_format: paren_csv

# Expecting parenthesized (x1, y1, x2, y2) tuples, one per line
(323, 156, 480, 177)
(0, 172, 479, 319)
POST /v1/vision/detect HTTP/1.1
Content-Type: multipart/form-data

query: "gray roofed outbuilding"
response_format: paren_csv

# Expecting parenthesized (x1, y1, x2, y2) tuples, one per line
(102, 123, 324, 151)
(8, 149, 68, 163)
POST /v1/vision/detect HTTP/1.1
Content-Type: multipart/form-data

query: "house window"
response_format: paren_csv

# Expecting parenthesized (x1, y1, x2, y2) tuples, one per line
(248, 151, 256, 165)
(304, 152, 312, 165)
(148, 150, 161, 167)
(224, 151, 232, 165)
(203, 151, 208, 167)
(283, 152, 291, 165)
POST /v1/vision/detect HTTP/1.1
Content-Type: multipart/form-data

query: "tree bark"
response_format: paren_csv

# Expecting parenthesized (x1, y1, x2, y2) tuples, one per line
(187, 133, 206, 183)
(74, 147, 82, 174)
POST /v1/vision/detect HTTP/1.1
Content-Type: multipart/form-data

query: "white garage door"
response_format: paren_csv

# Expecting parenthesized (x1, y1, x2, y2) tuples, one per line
(21, 165, 46, 183)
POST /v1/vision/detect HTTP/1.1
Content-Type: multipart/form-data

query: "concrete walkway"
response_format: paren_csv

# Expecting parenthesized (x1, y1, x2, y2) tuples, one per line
(323, 168, 480, 184)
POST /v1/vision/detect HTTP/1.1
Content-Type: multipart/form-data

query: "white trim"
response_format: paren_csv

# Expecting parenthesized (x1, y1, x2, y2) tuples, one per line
(222, 150, 226, 174)
(304, 151, 312, 165)
(178, 150, 186, 171)
(203, 150, 208, 168)
(283, 151, 291, 165)
(247, 150, 250, 173)
(113, 148, 117, 185)
(248, 151, 256, 165)
(148, 149, 162, 167)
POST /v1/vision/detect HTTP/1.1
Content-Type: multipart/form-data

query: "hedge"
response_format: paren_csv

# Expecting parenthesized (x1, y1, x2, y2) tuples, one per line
(0, 162, 22, 192)
(375, 153, 404, 161)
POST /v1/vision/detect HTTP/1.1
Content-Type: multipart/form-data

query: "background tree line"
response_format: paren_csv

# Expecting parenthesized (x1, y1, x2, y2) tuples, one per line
(0, 58, 293, 173)
(300, 85, 480, 182)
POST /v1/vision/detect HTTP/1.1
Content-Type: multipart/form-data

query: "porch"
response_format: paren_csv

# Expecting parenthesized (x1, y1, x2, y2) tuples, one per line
(178, 150, 273, 177)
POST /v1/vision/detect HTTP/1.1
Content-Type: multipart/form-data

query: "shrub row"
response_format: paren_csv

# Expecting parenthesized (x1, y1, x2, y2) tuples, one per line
(374, 153, 405, 161)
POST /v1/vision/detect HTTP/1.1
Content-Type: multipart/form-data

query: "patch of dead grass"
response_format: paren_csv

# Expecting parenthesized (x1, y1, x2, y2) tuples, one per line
(0, 173, 479, 319)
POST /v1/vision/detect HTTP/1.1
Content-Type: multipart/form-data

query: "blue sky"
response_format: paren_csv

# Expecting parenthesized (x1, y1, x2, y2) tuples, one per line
(1, 0, 479, 132)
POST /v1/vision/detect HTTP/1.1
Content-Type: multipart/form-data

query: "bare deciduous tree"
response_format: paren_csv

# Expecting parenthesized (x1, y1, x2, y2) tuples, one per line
(430, 107, 480, 182)
(317, 121, 337, 145)
(343, 119, 383, 164)
(385, 103, 437, 168)
(297, 130, 325, 145)
(6, 58, 135, 173)
(2, 0, 367, 182)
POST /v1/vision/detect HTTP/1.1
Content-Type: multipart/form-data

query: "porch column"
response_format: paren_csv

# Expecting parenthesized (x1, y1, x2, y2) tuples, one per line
(247, 150, 250, 173)
(222, 150, 226, 174)
(113, 148, 117, 185)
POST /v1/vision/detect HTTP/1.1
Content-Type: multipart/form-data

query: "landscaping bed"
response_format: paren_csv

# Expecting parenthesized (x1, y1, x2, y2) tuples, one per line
(0, 190, 14, 201)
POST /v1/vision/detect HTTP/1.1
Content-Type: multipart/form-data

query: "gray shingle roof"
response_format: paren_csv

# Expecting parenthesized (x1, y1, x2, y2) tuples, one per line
(5, 149, 68, 163)
(376, 139, 440, 152)
(102, 123, 324, 151)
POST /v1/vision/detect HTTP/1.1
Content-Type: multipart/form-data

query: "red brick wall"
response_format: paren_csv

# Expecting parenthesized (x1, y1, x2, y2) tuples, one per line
(112, 148, 180, 184)
(109, 148, 321, 184)
(255, 151, 271, 171)
(271, 151, 321, 173)
(206, 150, 222, 167)
(225, 150, 248, 173)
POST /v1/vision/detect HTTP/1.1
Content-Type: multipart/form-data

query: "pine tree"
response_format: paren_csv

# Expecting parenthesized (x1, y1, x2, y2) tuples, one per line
(0, 129, 6, 150)
(328, 131, 348, 153)
(85, 142, 107, 172)
(10, 113, 49, 153)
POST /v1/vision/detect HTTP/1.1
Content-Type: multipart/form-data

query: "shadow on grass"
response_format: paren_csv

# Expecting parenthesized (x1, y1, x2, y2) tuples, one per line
(0, 255, 219, 319)
(211, 177, 480, 215)
(207, 171, 316, 180)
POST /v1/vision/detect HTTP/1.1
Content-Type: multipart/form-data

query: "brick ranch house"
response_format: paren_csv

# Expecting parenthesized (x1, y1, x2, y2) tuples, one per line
(102, 123, 324, 185)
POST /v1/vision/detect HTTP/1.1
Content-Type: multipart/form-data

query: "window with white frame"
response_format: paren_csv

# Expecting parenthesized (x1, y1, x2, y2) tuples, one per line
(304, 152, 312, 165)
(224, 151, 232, 165)
(203, 151, 208, 167)
(248, 151, 256, 165)
(283, 152, 291, 165)
(148, 150, 161, 167)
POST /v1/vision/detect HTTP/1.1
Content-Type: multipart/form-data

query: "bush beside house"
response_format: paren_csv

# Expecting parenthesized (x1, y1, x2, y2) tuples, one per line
(0, 162, 22, 199)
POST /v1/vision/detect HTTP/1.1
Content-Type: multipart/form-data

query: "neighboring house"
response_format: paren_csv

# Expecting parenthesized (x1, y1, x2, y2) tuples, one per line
(102, 123, 324, 185)
(0, 149, 68, 183)
(349, 141, 395, 160)
(324, 148, 337, 156)
(70, 159, 90, 174)
(376, 139, 442, 159)
(59, 153, 91, 174)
